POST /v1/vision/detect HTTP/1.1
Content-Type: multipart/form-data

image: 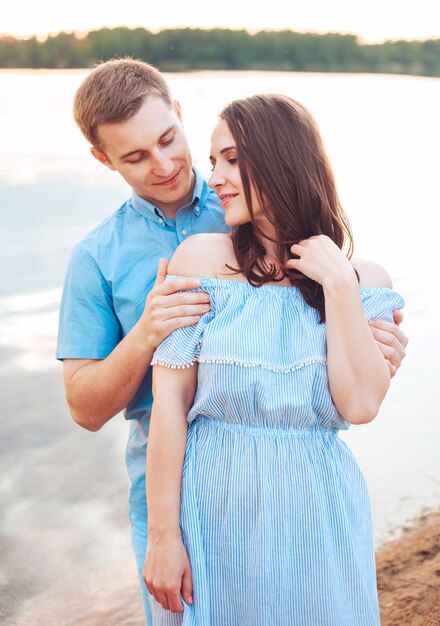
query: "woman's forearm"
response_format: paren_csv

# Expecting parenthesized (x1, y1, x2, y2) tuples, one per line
(324, 275, 390, 424)
(146, 364, 197, 537)
(146, 399, 188, 538)
(144, 365, 197, 612)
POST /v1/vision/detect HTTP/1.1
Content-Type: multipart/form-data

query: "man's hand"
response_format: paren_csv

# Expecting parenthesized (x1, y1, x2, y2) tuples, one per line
(143, 534, 193, 612)
(368, 309, 408, 378)
(141, 259, 211, 349)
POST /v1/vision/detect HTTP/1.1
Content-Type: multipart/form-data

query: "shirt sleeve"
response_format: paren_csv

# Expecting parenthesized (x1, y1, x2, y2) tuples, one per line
(151, 285, 215, 368)
(361, 287, 405, 322)
(56, 244, 122, 360)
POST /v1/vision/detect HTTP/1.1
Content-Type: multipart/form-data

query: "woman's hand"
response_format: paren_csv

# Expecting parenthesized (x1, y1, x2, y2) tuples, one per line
(286, 235, 356, 288)
(143, 533, 193, 613)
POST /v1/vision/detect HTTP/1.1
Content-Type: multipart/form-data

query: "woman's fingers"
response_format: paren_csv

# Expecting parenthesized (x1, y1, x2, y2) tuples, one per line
(289, 243, 304, 257)
(284, 258, 301, 271)
(156, 590, 170, 611)
(150, 584, 184, 613)
(181, 563, 194, 605)
(167, 587, 185, 613)
(143, 539, 191, 613)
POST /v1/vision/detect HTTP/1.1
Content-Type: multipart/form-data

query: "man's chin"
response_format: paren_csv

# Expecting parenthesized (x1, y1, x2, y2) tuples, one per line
(163, 174, 194, 201)
(136, 168, 194, 208)
(139, 185, 191, 209)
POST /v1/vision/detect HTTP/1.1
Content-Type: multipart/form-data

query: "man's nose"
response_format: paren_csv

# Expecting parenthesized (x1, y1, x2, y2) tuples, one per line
(152, 151, 174, 177)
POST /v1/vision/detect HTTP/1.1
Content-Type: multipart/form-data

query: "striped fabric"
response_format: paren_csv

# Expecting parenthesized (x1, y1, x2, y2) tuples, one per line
(150, 277, 405, 626)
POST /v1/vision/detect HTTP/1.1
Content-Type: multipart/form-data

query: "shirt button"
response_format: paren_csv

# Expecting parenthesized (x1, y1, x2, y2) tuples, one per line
(158, 218, 164, 225)
(194, 207, 200, 214)
(181, 229, 188, 236)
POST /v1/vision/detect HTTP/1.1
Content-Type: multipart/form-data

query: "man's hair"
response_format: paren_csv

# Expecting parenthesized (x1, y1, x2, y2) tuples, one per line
(73, 57, 173, 151)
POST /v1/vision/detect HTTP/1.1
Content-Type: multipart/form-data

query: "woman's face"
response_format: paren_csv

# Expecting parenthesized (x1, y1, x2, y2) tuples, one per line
(208, 119, 261, 228)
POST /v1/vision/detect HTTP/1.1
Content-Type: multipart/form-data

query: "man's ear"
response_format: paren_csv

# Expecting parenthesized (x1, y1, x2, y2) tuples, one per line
(173, 99, 183, 123)
(90, 146, 116, 171)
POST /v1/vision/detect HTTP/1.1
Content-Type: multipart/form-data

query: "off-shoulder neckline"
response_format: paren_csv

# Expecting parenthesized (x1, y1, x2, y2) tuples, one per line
(166, 274, 398, 294)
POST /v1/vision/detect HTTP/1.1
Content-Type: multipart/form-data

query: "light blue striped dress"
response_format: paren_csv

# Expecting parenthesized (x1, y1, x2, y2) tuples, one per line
(150, 276, 405, 626)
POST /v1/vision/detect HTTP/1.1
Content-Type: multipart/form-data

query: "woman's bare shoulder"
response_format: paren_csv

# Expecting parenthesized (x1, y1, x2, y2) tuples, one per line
(351, 257, 393, 288)
(168, 233, 233, 277)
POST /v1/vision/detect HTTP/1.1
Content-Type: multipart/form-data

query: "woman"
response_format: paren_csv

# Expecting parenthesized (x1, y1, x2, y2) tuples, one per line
(144, 94, 404, 625)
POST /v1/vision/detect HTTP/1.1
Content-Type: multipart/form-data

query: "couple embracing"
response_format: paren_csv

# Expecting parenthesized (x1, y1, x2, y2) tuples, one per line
(58, 58, 407, 626)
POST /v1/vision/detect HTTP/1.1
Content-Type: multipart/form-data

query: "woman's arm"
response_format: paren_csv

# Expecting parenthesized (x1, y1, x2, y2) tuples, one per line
(287, 235, 391, 424)
(143, 363, 197, 612)
(143, 232, 232, 611)
(323, 274, 390, 424)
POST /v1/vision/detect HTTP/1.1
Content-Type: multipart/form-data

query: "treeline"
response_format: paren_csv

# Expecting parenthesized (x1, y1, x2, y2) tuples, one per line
(1, 27, 440, 76)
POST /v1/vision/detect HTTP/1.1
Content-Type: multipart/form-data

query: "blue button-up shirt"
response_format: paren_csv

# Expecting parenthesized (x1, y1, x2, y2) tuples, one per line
(57, 168, 230, 514)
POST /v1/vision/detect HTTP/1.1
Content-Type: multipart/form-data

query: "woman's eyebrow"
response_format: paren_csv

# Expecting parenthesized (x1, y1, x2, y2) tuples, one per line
(209, 146, 236, 161)
(220, 146, 235, 154)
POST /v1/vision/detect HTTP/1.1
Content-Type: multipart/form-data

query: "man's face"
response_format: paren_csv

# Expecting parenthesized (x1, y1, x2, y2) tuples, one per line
(92, 96, 194, 214)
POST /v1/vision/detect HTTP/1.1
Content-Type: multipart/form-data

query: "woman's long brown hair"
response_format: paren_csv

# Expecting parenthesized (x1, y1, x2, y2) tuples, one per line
(219, 94, 355, 322)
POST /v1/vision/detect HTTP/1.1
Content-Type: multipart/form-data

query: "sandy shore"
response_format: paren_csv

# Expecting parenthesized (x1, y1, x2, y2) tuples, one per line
(377, 510, 440, 626)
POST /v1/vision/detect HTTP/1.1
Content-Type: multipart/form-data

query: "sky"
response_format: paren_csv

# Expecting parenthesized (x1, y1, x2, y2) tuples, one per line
(2, 0, 440, 43)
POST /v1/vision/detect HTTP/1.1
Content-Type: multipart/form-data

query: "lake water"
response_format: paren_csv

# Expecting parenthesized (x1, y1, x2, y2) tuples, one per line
(0, 70, 439, 624)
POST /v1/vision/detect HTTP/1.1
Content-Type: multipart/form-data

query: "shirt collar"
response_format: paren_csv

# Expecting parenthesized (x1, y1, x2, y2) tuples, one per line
(129, 166, 208, 223)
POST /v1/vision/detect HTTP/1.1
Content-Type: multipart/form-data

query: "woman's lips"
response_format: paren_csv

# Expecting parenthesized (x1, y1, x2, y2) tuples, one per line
(219, 193, 238, 208)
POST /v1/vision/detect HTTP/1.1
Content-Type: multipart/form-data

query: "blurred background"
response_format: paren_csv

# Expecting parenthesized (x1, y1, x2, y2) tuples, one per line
(1, 2, 439, 624)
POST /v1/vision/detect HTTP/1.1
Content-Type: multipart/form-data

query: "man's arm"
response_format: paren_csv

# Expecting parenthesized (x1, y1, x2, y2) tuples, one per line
(368, 310, 408, 378)
(63, 259, 210, 431)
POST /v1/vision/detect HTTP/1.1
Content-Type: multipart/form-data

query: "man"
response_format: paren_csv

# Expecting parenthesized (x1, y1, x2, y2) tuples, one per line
(57, 58, 407, 625)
